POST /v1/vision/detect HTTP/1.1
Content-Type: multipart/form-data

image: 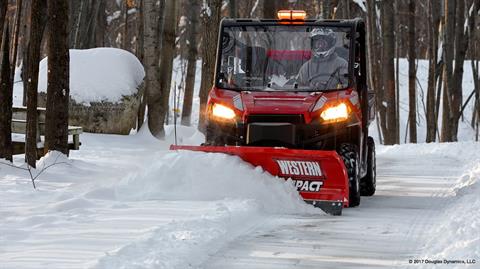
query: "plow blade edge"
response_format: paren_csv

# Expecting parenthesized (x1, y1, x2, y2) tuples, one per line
(170, 145, 349, 215)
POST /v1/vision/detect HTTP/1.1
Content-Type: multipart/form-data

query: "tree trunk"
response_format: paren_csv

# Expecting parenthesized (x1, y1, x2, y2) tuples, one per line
(263, 0, 276, 18)
(25, 0, 47, 167)
(366, 0, 385, 143)
(10, 0, 23, 81)
(69, 0, 102, 49)
(441, 0, 455, 142)
(426, 0, 440, 143)
(471, 0, 479, 140)
(229, 0, 236, 18)
(451, 0, 471, 141)
(198, 0, 222, 132)
(395, 0, 400, 144)
(0, 24, 13, 162)
(181, 0, 199, 126)
(382, 0, 398, 145)
(147, 0, 176, 138)
(321, 0, 332, 19)
(95, 0, 106, 47)
(407, 0, 417, 143)
(137, 0, 146, 129)
(144, 0, 162, 135)
(45, 0, 70, 155)
(435, 60, 444, 141)
(123, 0, 129, 50)
(0, 0, 6, 41)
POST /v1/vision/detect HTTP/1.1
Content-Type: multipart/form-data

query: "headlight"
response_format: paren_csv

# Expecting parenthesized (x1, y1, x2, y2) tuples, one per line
(211, 103, 236, 120)
(320, 102, 349, 122)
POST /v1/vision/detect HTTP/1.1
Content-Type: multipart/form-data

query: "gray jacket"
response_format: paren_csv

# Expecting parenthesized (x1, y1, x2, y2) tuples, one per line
(297, 53, 348, 90)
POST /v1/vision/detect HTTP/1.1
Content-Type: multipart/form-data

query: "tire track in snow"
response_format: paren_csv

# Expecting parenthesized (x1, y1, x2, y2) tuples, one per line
(202, 151, 464, 269)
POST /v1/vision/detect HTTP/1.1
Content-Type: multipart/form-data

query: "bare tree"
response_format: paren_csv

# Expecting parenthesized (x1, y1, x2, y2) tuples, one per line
(366, 0, 385, 143)
(44, 0, 70, 154)
(407, 0, 417, 143)
(471, 0, 480, 141)
(450, 0, 472, 141)
(0, 0, 6, 41)
(123, 0, 130, 50)
(25, 0, 47, 167)
(136, 0, 146, 129)
(147, 0, 176, 138)
(198, 0, 222, 132)
(181, 0, 199, 126)
(382, 0, 398, 145)
(158, 0, 176, 134)
(440, 0, 455, 142)
(144, 0, 163, 134)
(263, 0, 277, 18)
(229, 0, 236, 17)
(69, 0, 105, 49)
(426, 0, 441, 142)
(10, 0, 23, 75)
(0, 24, 13, 161)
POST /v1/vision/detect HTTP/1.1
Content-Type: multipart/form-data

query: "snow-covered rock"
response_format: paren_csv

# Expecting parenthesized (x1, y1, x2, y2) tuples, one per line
(37, 48, 145, 134)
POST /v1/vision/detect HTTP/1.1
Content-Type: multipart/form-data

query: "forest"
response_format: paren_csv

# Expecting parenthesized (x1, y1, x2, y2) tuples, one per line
(0, 0, 479, 165)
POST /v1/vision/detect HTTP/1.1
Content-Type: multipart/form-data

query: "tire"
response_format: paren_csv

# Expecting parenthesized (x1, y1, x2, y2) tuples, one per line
(360, 137, 376, 196)
(205, 126, 221, 146)
(338, 143, 361, 207)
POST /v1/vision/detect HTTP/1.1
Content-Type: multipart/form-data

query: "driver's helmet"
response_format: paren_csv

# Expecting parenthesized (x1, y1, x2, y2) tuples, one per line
(310, 28, 336, 59)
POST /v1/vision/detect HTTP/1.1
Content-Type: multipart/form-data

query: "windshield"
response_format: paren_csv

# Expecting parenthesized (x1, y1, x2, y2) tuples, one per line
(217, 25, 351, 91)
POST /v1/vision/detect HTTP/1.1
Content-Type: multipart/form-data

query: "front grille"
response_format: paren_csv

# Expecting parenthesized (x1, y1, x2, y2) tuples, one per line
(247, 114, 304, 124)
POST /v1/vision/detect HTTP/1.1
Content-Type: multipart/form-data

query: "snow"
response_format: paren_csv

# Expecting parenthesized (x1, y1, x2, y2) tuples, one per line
(249, 0, 260, 18)
(352, 0, 367, 12)
(37, 48, 145, 105)
(2, 124, 480, 268)
(107, 10, 121, 25)
(201, 0, 212, 17)
(0, 126, 319, 269)
(418, 160, 480, 268)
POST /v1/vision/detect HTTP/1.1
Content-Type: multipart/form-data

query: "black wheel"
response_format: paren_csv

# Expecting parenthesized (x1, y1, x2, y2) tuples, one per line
(338, 143, 361, 207)
(205, 125, 221, 146)
(361, 137, 376, 196)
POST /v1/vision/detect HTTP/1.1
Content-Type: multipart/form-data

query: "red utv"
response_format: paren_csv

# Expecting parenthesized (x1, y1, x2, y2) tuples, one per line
(172, 11, 376, 215)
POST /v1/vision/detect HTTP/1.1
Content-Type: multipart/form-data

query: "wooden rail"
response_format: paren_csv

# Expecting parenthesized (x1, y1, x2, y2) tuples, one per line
(11, 106, 83, 157)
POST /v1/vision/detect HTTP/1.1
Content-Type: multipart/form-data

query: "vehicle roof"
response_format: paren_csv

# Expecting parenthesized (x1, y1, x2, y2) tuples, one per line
(221, 18, 364, 28)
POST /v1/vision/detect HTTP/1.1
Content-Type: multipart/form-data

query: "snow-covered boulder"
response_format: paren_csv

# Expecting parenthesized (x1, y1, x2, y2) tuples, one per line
(38, 48, 145, 134)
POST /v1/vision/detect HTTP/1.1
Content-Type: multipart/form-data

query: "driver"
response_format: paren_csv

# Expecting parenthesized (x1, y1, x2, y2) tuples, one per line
(297, 28, 348, 89)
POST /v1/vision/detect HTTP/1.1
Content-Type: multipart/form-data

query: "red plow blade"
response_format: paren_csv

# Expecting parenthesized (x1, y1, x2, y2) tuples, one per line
(170, 145, 349, 215)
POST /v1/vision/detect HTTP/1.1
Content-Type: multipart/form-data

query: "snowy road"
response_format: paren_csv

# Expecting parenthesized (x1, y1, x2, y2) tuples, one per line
(203, 151, 462, 268)
(1, 131, 479, 269)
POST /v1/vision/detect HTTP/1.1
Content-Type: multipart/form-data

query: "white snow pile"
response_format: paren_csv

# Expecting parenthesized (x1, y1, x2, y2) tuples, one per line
(37, 48, 145, 104)
(419, 162, 480, 268)
(114, 150, 316, 214)
(393, 142, 480, 268)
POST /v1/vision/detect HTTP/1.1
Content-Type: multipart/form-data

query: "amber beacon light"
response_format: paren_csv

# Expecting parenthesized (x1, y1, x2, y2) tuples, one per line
(277, 10, 307, 20)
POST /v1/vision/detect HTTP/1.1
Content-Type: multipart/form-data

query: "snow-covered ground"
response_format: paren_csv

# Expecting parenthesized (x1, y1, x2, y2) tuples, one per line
(1, 128, 479, 268)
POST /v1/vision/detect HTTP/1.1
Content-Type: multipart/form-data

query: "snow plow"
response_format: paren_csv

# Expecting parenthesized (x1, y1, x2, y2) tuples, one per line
(171, 11, 376, 215)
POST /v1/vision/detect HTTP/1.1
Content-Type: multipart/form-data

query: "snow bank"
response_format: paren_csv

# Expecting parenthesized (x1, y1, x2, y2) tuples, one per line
(377, 142, 480, 166)
(38, 48, 145, 104)
(378, 142, 480, 267)
(114, 150, 317, 215)
(419, 163, 480, 268)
